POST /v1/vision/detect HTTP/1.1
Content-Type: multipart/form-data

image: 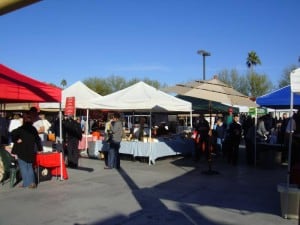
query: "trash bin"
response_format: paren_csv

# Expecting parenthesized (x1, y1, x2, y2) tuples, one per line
(277, 183, 300, 219)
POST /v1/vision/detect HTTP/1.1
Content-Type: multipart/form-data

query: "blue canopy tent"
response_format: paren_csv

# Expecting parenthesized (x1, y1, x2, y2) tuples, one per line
(256, 85, 300, 109)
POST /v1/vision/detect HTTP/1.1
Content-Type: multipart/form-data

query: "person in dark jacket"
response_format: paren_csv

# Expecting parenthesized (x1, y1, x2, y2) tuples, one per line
(227, 114, 242, 165)
(215, 117, 226, 156)
(63, 117, 82, 168)
(245, 117, 255, 165)
(279, 113, 288, 145)
(11, 113, 43, 188)
(194, 115, 210, 161)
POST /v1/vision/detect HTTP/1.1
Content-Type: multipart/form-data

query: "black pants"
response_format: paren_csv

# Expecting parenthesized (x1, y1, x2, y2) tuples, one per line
(67, 137, 79, 166)
(228, 140, 240, 165)
(245, 140, 255, 165)
(109, 142, 121, 169)
(194, 139, 208, 161)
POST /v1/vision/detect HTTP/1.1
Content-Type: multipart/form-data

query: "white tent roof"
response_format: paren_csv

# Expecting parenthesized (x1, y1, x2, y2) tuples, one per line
(89, 81, 192, 112)
(39, 81, 102, 109)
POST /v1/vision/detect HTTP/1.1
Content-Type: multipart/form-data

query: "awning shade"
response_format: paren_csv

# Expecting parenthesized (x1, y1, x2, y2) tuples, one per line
(0, 64, 61, 103)
(39, 81, 103, 109)
(163, 77, 257, 108)
(256, 85, 300, 109)
(176, 95, 239, 113)
(90, 81, 192, 112)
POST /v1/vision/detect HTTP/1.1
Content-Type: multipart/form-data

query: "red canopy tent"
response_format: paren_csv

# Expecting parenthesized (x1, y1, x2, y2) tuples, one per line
(0, 64, 61, 103)
(0, 64, 64, 180)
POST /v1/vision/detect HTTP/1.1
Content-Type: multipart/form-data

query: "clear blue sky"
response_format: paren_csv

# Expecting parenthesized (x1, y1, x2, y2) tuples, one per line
(1, 0, 300, 88)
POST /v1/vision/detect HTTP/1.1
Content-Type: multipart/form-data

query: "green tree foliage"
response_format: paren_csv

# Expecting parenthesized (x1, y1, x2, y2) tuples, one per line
(218, 69, 249, 95)
(246, 51, 261, 70)
(218, 51, 265, 97)
(278, 64, 298, 88)
(83, 75, 166, 95)
(247, 72, 273, 97)
(83, 77, 112, 96)
(127, 77, 165, 89)
(218, 69, 232, 86)
(105, 75, 128, 93)
(60, 79, 67, 89)
(244, 51, 273, 97)
(218, 69, 273, 97)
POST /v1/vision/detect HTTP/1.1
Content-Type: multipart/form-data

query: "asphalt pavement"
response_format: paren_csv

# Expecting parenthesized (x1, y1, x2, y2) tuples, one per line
(0, 147, 298, 225)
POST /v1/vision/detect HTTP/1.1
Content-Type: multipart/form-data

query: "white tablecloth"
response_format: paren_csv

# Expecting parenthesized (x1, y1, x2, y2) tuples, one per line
(78, 135, 93, 150)
(88, 137, 194, 164)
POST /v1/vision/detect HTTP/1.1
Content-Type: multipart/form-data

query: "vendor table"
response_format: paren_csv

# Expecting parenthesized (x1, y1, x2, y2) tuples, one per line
(35, 152, 68, 181)
(78, 135, 93, 150)
(88, 137, 194, 164)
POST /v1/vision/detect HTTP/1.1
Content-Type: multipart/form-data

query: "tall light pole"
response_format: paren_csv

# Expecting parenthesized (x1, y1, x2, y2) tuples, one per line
(197, 50, 211, 80)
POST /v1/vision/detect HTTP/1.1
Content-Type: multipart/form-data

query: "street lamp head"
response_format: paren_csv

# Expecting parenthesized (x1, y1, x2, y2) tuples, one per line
(197, 49, 211, 80)
(197, 50, 211, 56)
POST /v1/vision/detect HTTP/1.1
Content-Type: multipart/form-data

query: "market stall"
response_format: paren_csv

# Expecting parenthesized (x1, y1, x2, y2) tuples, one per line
(0, 63, 65, 181)
(0, 64, 61, 103)
(39, 81, 103, 151)
(35, 152, 68, 181)
(88, 135, 194, 164)
(163, 77, 258, 108)
(89, 81, 194, 164)
(256, 85, 300, 109)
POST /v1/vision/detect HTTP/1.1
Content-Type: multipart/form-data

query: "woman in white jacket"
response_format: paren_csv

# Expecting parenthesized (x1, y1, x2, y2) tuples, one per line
(8, 114, 22, 144)
(33, 113, 51, 142)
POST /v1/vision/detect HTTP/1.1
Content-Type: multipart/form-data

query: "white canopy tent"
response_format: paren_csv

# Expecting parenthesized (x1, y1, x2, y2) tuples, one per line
(89, 81, 192, 113)
(4, 81, 102, 111)
(39, 81, 103, 152)
(39, 81, 102, 109)
(89, 81, 193, 165)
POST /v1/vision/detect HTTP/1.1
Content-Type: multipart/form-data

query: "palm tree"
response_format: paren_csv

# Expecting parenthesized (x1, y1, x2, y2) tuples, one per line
(60, 79, 67, 89)
(246, 51, 262, 70)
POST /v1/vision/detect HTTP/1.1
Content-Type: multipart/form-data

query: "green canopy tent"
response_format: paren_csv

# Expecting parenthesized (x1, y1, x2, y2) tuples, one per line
(177, 95, 239, 114)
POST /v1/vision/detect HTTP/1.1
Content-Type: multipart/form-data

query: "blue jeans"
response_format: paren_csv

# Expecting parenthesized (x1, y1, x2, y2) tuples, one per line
(18, 158, 35, 187)
(108, 141, 120, 169)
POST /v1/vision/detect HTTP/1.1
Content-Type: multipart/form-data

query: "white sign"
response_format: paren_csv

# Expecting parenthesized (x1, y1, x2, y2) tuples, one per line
(290, 68, 300, 93)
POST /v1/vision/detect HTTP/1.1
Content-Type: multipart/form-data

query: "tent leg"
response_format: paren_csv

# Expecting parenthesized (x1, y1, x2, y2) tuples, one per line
(202, 137, 219, 175)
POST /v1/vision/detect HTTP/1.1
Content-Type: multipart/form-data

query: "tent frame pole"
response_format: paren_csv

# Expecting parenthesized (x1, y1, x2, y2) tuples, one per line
(59, 103, 63, 180)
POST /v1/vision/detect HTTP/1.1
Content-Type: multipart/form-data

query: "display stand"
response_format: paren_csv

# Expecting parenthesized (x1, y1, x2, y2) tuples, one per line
(202, 103, 219, 175)
(35, 151, 68, 182)
(52, 142, 64, 181)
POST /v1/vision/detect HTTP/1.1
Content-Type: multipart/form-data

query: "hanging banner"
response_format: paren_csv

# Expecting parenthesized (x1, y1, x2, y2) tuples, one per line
(64, 97, 75, 116)
(249, 107, 267, 117)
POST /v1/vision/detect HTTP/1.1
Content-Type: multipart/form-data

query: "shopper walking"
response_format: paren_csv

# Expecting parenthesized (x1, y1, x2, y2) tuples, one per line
(105, 112, 123, 169)
(11, 113, 43, 188)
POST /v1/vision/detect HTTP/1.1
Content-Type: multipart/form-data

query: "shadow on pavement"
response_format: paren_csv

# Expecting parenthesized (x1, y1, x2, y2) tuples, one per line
(74, 149, 288, 225)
